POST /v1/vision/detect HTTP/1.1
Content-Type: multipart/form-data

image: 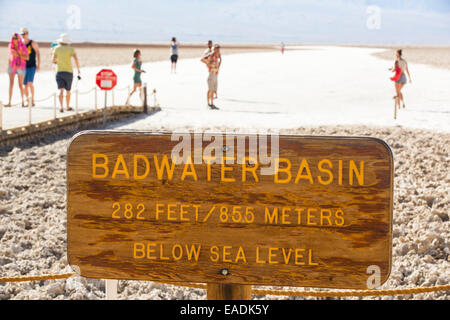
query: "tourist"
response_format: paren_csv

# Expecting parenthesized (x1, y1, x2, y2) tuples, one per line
(5, 33, 28, 107)
(21, 27, 40, 107)
(201, 43, 221, 110)
(170, 37, 179, 73)
(126, 49, 145, 106)
(202, 40, 221, 100)
(393, 49, 412, 109)
(52, 33, 81, 112)
(203, 40, 213, 57)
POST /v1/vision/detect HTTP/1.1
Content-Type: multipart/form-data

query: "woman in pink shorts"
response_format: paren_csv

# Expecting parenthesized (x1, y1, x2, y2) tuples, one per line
(5, 33, 28, 107)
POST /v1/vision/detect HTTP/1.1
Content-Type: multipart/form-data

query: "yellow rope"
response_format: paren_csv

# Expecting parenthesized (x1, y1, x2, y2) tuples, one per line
(251, 284, 450, 297)
(1, 272, 448, 297)
(0, 272, 76, 283)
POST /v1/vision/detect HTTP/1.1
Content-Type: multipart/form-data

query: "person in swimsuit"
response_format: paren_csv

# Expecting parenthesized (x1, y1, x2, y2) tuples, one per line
(390, 60, 401, 82)
(5, 33, 28, 107)
(201, 44, 221, 109)
(393, 49, 412, 109)
(21, 27, 40, 107)
(170, 37, 179, 73)
(126, 49, 145, 106)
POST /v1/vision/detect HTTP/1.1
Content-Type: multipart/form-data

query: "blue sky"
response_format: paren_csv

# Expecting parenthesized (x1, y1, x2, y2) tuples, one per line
(0, 0, 449, 44)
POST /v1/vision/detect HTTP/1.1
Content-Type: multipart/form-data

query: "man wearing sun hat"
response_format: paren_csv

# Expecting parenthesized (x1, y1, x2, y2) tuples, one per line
(20, 27, 40, 107)
(52, 33, 80, 112)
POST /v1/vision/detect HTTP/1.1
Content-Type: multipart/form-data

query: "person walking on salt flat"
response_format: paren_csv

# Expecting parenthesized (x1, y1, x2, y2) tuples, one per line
(5, 33, 28, 107)
(21, 27, 41, 107)
(392, 49, 412, 109)
(201, 43, 221, 110)
(52, 33, 81, 113)
(126, 49, 146, 106)
(170, 37, 179, 73)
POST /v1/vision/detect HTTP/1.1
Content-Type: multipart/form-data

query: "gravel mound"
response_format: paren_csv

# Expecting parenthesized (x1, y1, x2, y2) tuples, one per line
(0, 125, 448, 300)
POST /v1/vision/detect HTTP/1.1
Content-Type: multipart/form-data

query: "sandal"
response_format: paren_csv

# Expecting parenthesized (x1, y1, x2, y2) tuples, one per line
(60, 109, 64, 113)
(67, 107, 74, 111)
(4, 103, 11, 107)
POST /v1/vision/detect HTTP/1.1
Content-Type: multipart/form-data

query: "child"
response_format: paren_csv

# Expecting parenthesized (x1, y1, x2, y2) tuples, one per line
(126, 49, 145, 106)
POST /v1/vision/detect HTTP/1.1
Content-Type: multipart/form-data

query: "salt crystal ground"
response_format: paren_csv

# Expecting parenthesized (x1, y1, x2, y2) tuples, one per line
(1, 46, 449, 132)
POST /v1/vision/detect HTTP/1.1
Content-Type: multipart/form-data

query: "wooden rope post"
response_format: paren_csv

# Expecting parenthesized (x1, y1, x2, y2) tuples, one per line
(28, 99, 32, 127)
(207, 284, 252, 300)
(394, 97, 398, 120)
(75, 89, 79, 115)
(94, 87, 98, 111)
(143, 83, 148, 114)
(0, 100, 3, 132)
(152, 89, 157, 107)
(53, 93, 57, 120)
(105, 279, 118, 300)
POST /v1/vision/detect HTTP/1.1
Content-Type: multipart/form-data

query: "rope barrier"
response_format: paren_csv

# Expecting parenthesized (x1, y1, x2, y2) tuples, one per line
(6, 86, 98, 106)
(76, 87, 96, 95)
(251, 285, 450, 297)
(115, 86, 131, 91)
(0, 273, 76, 283)
(1, 272, 448, 297)
(34, 93, 56, 103)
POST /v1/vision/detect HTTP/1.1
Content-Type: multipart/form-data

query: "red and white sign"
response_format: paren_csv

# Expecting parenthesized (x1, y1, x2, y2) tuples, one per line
(96, 69, 117, 91)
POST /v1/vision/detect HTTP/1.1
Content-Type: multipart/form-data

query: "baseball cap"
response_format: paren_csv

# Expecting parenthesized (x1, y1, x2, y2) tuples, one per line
(20, 27, 29, 35)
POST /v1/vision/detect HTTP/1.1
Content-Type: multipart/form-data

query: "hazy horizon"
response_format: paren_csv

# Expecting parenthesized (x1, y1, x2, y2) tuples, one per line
(0, 0, 449, 45)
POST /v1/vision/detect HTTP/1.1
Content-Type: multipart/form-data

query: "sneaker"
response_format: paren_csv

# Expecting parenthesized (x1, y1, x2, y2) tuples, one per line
(209, 104, 219, 110)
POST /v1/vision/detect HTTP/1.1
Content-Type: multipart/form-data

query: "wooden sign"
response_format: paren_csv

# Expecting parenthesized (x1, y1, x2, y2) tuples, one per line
(67, 131, 393, 289)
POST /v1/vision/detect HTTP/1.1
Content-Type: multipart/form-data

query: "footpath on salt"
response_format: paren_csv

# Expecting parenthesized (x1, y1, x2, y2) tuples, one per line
(0, 45, 449, 132)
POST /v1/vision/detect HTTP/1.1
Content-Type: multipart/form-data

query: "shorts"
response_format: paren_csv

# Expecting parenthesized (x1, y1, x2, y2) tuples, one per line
(170, 54, 178, 63)
(7, 67, 25, 75)
(23, 67, 36, 84)
(396, 73, 407, 85)
(207, 72, 218, 92)
(133, 72, 142, 84)
(56, 72, 73, 91)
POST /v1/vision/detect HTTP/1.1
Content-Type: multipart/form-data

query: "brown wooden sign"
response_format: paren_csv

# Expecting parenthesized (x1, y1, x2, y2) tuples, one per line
(67, 131, 393, 289)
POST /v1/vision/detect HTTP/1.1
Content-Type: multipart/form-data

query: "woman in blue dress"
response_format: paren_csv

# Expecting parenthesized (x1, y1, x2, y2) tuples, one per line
(126, 49, 145, 106)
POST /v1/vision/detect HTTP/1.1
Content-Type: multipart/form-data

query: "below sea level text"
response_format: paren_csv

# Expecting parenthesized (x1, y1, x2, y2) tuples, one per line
(133, 242, 319, 266)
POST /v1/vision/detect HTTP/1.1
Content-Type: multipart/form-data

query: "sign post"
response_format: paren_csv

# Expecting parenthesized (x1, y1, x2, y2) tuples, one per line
(95, 69, 117, 127)
(67, 132, 393, 298)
